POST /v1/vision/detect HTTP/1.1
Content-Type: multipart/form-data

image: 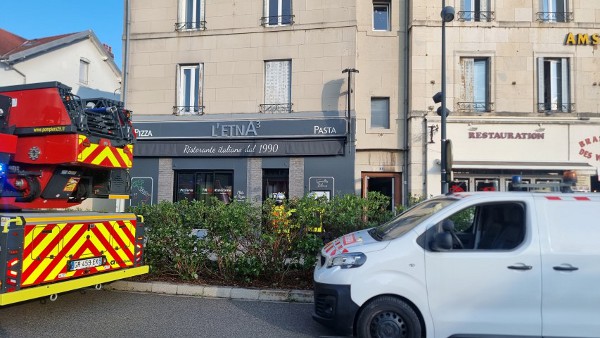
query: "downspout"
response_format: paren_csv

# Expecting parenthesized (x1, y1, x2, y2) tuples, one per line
(0, 60, 26, 84)
(401, 0, 411, 206)
(122, 0, 131, 105)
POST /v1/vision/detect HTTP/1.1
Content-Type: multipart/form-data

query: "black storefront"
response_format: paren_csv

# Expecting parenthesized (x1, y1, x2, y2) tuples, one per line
(129, 116, 355, 206)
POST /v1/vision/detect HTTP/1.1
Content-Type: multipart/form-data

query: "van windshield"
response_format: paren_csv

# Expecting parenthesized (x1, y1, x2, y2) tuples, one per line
(369, 197, 457, 241)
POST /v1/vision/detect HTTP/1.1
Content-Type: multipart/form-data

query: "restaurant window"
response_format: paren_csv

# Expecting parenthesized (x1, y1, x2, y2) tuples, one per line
(450, 178, 470, 193)
(475, 178, 499, 191)
(263, 169, 289, 201)
(175, 171, 233, 203)
(459, 57, 491, 113)
(537, 57, 571, 113)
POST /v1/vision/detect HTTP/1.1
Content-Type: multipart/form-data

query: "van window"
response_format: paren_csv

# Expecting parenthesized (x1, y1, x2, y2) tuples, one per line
(428, 202, 526, 251)
(370, 197, 458, 241)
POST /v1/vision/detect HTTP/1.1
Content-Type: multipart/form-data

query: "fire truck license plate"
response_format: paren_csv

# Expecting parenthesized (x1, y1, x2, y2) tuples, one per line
(68, 257, 104, 271)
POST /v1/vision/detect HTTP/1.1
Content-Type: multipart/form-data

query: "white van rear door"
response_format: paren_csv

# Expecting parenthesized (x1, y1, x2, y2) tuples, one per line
(537, 195, 600, 337)
(425, 199, 542, 337)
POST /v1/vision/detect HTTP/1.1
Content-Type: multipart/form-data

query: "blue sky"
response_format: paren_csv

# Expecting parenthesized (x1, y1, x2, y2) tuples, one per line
(1, 1, 124, 69)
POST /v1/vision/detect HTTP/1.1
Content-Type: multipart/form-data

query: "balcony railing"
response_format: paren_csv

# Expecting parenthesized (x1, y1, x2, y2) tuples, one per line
(535, 12, 573, 22)
(457, 11, 495, 22)
(173, 105, 205, 115)
(260, 15, 294, 26)
(537, 102, 575, 114)
(260, 103, 293, 113)
(175, 21, 207, 31)
(457, 101, 494, 113)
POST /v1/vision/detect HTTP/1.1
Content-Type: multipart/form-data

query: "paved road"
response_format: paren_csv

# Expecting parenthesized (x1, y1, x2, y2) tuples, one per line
(0, 288, 342, 338)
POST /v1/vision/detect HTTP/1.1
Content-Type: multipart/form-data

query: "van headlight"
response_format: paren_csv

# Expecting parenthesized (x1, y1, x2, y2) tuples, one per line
(328, 252, 367, 269)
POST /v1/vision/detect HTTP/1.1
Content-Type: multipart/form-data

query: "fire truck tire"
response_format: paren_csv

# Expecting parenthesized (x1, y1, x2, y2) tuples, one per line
(94, 283, 103, 290)
(49, 294, 58, 302)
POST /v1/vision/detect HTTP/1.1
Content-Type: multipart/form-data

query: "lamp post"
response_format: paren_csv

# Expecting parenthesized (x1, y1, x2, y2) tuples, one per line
(342, 68, 359, 142)
(440, 3, 454, 194)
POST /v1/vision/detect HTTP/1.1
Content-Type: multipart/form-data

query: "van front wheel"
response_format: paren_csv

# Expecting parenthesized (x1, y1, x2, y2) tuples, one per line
(356, 296, 421, 338)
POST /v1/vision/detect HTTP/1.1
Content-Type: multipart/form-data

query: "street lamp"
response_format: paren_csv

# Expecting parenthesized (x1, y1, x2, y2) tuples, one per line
(342, 68, 359, 142)
(439, 3, 454, 194)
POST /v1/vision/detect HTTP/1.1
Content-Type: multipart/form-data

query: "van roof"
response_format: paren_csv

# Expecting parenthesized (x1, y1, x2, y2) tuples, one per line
(443, 191, 600, 202)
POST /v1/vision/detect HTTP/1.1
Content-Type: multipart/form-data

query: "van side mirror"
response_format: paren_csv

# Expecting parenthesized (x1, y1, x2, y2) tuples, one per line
(431, 232, 453, 251)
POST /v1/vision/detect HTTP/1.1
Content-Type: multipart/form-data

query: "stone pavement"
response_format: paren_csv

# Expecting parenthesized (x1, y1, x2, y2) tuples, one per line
(104, 280, 314, 303)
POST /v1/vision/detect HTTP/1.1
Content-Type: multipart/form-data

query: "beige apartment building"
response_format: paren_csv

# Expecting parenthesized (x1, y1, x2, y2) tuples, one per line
(124, 0, 600, 208)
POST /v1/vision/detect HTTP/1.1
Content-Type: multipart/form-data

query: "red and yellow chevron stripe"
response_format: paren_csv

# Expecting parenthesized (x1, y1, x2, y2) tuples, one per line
(20, 216, 137, 287)
(77, 135, 133, 169)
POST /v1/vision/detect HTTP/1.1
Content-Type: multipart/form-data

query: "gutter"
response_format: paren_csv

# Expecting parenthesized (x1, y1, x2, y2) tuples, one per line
(0, 59, 26, 84)
(402, 0, 411, 206)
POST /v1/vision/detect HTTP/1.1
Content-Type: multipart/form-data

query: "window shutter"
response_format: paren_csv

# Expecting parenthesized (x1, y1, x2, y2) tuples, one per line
(561, 58, 570, 111)
(537, 57, 545, 108)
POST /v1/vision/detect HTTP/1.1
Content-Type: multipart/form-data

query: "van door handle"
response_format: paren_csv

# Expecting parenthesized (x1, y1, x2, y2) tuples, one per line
(553, 265, 579, 272)
(507, 264, 532, 271)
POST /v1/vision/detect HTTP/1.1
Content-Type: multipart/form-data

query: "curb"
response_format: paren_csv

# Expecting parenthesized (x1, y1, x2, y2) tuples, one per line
(104, 281, 314, 303)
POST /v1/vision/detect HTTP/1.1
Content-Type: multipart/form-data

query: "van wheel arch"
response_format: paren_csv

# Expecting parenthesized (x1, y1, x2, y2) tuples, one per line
(354, 295, 425, 338)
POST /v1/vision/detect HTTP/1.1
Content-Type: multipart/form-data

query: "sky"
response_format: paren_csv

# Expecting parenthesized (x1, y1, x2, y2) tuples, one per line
(1, 1, 124, 69)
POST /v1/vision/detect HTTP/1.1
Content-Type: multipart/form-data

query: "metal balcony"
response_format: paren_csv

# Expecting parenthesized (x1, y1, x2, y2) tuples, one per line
(260, 15, 294, 26)
(259, 103, 293, 114)
(175, 21, 207, 31)
(536, 12, 573, 22)
(172, 105, 205, 115)
(457, 101, 494, 113)
(457, 11, 495, 22)
(537, 102, 575, 114)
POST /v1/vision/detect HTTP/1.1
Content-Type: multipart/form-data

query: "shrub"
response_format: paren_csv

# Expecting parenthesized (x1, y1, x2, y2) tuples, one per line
(129, 192, 395, 286)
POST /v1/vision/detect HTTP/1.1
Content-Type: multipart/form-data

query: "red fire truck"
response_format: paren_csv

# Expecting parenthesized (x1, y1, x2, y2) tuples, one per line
(0, 82, 148, 305)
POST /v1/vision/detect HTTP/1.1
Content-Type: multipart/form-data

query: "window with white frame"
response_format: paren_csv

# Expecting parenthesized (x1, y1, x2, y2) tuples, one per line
(537, 57, 571, 113)
(177, 0, 205, 30)
(459, 57, 491, 113)
(371, 97, 390, 129)
(373, 1, 391, 31)
(459, 0, 493, 22)
(263, 0, 293, 26)
(79, 58, 89, 85)
(176, 64, 204, 115)
(538, 0, 571, 22)
(263, 60, 291, 113)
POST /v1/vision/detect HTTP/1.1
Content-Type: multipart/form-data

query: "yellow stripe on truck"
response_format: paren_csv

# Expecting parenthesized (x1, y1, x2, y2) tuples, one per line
(0, 266, 149, 306)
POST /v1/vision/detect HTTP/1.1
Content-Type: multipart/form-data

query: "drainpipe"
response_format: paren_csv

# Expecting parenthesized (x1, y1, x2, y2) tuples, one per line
(0, 60, 26, 84)
(122, 0, 131, 105)
(401, 0, 411, 206)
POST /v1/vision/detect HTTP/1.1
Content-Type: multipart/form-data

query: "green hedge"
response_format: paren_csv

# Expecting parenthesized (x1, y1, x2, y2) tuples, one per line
(129, 192, 395, 284)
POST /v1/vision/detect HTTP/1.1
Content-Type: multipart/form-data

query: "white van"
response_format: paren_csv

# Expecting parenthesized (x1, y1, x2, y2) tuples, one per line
(313, 192, 600, 338)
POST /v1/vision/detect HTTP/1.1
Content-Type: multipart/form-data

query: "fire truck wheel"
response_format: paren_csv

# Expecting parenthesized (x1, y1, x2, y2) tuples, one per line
(15, 176, 41, 202)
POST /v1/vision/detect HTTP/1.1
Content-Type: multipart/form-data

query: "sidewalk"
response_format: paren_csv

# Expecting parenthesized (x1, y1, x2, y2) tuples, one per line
(104, 280, 314, 303)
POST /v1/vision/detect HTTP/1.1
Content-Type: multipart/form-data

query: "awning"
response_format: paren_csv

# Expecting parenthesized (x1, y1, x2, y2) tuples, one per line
(452, 160, 598, 174)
